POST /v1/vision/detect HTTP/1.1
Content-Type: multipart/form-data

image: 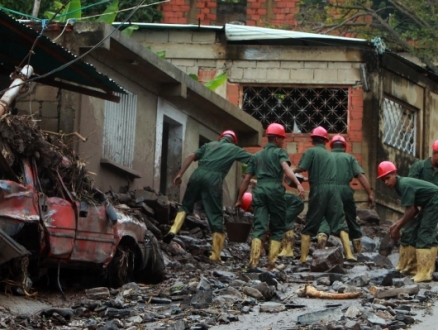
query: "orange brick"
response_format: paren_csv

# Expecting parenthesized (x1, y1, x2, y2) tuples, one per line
(206, 1, 217, 8)
(349, 119, 362, 131)
(257, 8, 267, 15)
(348, 131, 363, 142)
(246, 20, 256, 25)
(196, 2, 205, 8)
(351, 95, 363, 106)
(350, 109, 363, 120)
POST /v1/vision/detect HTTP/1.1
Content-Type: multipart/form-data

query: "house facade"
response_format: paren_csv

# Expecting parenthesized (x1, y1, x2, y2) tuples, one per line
(130, 23, 438, 219)
(4, 20, 262, 206)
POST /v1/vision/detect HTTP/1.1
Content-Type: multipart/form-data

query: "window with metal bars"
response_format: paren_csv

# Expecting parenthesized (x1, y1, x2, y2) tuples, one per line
(242, 86, 349, 133)
(382, 97, 417, 156)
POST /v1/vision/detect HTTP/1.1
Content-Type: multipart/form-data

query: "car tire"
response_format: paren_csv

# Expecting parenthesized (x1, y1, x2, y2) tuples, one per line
(137, 231, 165, 284)
(108, 244, 134, 288)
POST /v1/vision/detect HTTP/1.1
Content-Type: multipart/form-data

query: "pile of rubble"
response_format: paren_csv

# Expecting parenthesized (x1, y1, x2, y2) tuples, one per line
(0, 208, 435, 329)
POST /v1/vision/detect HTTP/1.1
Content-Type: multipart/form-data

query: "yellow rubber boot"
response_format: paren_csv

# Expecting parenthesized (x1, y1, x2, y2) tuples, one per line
(339, 231, 357, 261)
(267, 240, 282, 270)
(249, 238, 262, 268)
(412, 249, 433, 283)
(278, 230, 294, 257)
(209, 232, 226, 262)
(163, 211, 186, 244)
(427, 246, 438, 276)
(317, 233, 328, 250)
(395, 245, 408, 271)
(299, 234, 311, 263)
(401, 245, 417, 275)
(352, 238, 363, 254)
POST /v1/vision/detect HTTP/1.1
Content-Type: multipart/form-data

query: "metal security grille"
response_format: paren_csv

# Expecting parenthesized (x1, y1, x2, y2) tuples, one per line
(383, 97, 417, 156)
(103, 92, 137, 168)
(242, 87, 349, 133)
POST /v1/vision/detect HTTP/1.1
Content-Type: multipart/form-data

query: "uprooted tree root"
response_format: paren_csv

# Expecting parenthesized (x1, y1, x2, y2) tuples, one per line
(304, 284, 363, 299)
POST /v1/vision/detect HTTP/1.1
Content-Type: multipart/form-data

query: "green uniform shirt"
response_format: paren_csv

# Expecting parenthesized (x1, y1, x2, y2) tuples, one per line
(395, 176, 438, 207)
(194, 138, 252, 175)
(408, 158, 438, 185)
(246, 143, 290, 181)
(298, 144, 337, 185)
(331, 148, 364, 185)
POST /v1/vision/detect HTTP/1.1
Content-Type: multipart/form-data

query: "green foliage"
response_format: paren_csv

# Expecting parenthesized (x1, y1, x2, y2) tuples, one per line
(297, 0, 438, 72)
(121, 24, 138, 36)
(204, 72, 227, 91)
(188, 74, 199, 81)
(96, 0, 119, 24)
(0, 0, 162, 23)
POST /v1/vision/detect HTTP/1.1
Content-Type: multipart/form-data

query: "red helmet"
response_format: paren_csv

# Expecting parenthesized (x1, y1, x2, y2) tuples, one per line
(241, 192, 253, 212)
(330, 135, 346, 149)
(310, 126, 329, 140)
(266, 123, 286, 138)
(377, 161, 397, 179)
(219, 130, 237, 144)
(432, 140, 438, 152)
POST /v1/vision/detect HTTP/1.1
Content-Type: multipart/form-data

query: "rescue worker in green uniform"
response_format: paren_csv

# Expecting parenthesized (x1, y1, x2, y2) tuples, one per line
(239, 191, 305, 258)
(235, 123, 305, 269)
(379, 161, 438, 283)
(294, 126, 356, 262)
(396, 140, 438, 276)
(316, 135, 374, 252)
(163, 130, 252, 262)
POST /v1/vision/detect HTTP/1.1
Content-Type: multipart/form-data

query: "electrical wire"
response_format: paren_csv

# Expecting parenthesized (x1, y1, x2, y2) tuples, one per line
(0, 0, 170, 95)
(81, 0, 166, 20)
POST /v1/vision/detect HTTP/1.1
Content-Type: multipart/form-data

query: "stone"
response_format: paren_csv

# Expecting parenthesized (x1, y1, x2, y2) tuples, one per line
(358, 253, 393, 269)
(213, 295, 239, 306)
(259, 271, 278, 289)
(242, 286, 264, 300)
(85, 287, 110, 300)
(356, 209, 380, 225)
(310, 247, 344, 272)
(223, 286, 243, 298)
(242, 306, 250, 313)
(197, 276, 211, 291)
(259, 302, 286, 313)
(316, 277, 332, 286)
(126, 315, 142, 324)
(230, 279, 246, 287)
(361, 236, 377, 252)
(104, 308, 132, 318)
(346, 274, 370, 287)
(378, 233, 394, 256)
(345, 306, 361, 318)
(218, 313, 230, 324)
(213, 270, 235, 282)
(365, 312, 388, 326)
(369, 285, 419, 299)
(332, 281, 347, 293)
(344, 320, 360, 329)
(190, 289, 213, 309)
(41, 308, 74, 319)
(253, 282, 275, 300)
(150, 297, 172, 304)
(297, 308, 343, 324)
(380, 270, 403, 286)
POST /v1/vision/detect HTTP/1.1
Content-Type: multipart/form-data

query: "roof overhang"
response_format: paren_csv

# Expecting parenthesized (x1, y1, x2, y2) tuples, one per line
(0, 10, 124, 102)
(74, 22, 262, 147)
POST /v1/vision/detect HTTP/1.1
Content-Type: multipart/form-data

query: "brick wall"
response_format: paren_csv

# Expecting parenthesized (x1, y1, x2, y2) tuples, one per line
(161, 0, 301, 27)
(244, 87, 365, 191)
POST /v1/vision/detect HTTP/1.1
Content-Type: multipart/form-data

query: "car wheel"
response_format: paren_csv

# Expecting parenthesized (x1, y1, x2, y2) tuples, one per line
(137, 231, 165, 284)
(108, 244, 134, 288)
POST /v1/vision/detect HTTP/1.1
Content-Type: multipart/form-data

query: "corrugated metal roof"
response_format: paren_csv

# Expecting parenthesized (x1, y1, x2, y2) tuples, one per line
(0, 10, 124, 98)
(225, 24, 367, 43)
(113, 22, 223, 31)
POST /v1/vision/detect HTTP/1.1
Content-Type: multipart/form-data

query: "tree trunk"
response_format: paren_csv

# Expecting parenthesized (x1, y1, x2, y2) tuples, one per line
(32, 0, 42, 18)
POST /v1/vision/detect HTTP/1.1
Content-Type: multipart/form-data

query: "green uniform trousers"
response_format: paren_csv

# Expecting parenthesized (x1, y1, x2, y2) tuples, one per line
(285, 193, 304, 231)
(318, 185, 362, 239)
(179, 168, 224, 233)
(303, 183, 348, 236)
(252, 180, 286, 242)
(402, 198, 438, 249)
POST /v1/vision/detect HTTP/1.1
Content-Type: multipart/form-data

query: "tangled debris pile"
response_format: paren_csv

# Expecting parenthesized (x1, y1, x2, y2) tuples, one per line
(0, 209, 436, 330)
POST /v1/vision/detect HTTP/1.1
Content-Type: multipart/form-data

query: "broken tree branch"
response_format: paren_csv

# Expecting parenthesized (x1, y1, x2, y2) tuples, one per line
(304, 284, 362, 299)
(42, 130, 88, 142)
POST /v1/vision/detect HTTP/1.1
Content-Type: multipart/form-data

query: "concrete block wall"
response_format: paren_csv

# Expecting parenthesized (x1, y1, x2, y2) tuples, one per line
(160, 0, 301, 27)
(15, 84, 60, 132)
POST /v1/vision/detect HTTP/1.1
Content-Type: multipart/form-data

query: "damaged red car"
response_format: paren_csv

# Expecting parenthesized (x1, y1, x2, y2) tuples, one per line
(0, 158, 165, 294)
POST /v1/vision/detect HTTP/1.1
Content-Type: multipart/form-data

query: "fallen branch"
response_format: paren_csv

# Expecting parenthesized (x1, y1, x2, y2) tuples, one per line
(42, 130, 88, 142)
(304, 284, 362, 299)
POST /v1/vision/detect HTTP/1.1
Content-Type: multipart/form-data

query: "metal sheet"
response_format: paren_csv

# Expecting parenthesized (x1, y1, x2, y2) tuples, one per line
(103, 92, 137, 168)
